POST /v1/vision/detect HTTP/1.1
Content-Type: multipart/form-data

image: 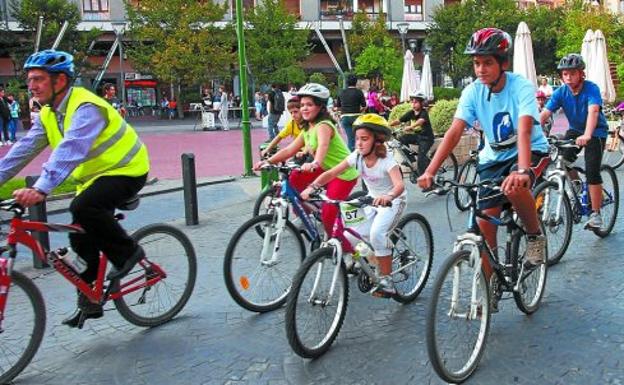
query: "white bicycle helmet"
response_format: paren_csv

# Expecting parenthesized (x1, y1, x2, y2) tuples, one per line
(409, 91, 427, 101)
(296, 83, 330, 102)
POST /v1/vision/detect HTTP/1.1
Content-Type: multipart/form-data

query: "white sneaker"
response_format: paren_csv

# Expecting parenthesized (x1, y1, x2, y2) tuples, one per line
(585, 212, 603, 229)
(525, 234, 546, 265)
(373, 275, 396, 297)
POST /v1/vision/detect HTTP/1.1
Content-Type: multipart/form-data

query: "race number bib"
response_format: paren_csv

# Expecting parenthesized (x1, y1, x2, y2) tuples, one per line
(340, 203, 366, 227)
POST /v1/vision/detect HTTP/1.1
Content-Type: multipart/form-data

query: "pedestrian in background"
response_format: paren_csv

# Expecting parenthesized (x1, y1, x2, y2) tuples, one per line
(29, 96, 41, 126)
(254, 92, 263, 121)
(0, 88, 11, 146)
(218, 85, 229, 130)
(335, 74, 366, 151)
(267, 84, 285, 140)
(102, 83, 126, 118)
(7, 94, 20, 144)
(168, 97, 177, 119)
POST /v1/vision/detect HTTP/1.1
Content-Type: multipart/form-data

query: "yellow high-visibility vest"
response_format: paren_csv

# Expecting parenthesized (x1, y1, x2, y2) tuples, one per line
(39, 87, 149, 194)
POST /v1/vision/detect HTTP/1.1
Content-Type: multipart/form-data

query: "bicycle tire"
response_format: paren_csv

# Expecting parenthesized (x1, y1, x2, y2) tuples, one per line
(511, 228, 548, 314)
(114, 224, 197, 327)
(390, 213, 434, 303)
(533, 180, 573, 266)
(285, 246, 348, 358)
(426, 250, 490, 383)
(590, 165, 619, 238)
(224, 214, 305, 312)
(454, 158, 478, 211)
(0, 271, 46, 384)
(602, 132, 624, 169)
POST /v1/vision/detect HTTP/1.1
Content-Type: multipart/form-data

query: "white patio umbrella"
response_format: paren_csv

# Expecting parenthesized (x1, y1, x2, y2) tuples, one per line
(400, 50, 420, 102)
(587, 29, 616, 103)
(420, 53, 434, 101)
(513, 21, 537, 86)
(580, 29, 594, 69)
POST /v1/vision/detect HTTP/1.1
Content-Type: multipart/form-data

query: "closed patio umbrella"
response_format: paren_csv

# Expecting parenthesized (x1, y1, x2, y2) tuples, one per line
(513, 22, 537, 86)
(420, 53, 434, 101)
(580, 29, 594, 70)
(400, 50, 420, 102)
(587, 30, 616, 103)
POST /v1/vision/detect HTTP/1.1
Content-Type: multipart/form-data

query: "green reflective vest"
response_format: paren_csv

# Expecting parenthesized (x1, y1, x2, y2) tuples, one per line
(39, 87, 149, 194)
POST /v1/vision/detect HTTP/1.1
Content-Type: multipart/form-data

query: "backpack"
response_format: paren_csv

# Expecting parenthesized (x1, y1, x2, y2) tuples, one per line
(273, 90, 285, 113)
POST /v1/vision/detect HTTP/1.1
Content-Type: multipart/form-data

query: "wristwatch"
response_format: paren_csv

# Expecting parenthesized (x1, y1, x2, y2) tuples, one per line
(516, 168, 530, 175)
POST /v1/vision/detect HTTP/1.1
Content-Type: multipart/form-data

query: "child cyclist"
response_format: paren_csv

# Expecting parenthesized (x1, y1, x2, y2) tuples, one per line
(418, 27, 550, 267)
(301, 114, 406, 296)
(261, 96, 304, 157)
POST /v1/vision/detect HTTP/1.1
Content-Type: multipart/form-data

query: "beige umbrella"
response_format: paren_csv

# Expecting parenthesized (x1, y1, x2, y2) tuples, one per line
(400, 50, 420, 102)
(420, 53, 434, 101)
(581, 29, 594, 70)
(587, 30, 616, 103)
(513, 22, 537, 86)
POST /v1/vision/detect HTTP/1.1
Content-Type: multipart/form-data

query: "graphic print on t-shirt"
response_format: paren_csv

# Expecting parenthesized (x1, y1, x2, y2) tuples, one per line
(492, 112, 516, 148)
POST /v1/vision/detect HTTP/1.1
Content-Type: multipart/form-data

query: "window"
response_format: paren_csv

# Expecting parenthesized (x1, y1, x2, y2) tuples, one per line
(320, 0, 354, 20)
(404, 0, 423, 21)
(83, 0, 109, 12)
(358, 0, 383, 14)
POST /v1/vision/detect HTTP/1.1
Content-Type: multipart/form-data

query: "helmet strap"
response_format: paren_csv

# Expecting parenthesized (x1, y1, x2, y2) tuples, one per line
(49, 74, 71, 111)
(487, 66, 505, 102)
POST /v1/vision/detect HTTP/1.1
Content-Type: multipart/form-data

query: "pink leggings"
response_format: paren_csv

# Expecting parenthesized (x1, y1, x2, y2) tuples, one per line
(289, 169, 358, 252)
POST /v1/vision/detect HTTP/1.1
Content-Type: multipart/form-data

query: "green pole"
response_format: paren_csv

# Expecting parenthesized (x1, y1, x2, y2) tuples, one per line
(235, 0, 253, 176)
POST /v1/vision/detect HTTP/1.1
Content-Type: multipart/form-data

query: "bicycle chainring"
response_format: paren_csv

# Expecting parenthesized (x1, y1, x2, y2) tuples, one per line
(357, 271, 374, 293)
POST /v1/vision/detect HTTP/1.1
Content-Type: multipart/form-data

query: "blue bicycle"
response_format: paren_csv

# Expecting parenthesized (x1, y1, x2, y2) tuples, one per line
(223, 162, 325, 312)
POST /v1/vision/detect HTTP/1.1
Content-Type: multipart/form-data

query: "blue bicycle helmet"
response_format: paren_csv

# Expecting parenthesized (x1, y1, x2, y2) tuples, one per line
(24, 50, 75, 78)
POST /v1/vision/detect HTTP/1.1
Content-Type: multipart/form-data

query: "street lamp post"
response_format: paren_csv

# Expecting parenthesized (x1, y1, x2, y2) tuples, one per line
(397, 22, 409, 53)
(111, 22, 126, 108)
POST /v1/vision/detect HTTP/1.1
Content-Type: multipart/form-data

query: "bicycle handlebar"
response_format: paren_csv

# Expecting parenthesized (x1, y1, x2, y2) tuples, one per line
(424, 177, 504, 197)
(0, 199, 25, 215)
(309, 191, 389, 208)
(548, 136, 580, 149)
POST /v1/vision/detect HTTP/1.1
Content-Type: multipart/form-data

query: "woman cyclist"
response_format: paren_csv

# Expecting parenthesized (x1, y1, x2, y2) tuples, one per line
(254, 83, 359, 248)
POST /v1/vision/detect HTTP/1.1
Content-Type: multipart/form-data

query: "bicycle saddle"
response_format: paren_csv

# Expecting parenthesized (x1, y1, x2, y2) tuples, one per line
(117, 195, 140, 211)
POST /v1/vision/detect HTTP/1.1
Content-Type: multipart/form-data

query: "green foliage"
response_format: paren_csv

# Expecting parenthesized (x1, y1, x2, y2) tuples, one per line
(125, 0, 235, 89)
(617, 63, 624, 101)
(353, 35, 402, 93)
(347, 12, 392, 60)
(7, 0, 100, 78)
(433, 87, 461, 100)
(427, 0, 565, 84)
(244, 0, 310, 87)
(388, 102, 412, 123)
(308, 72, 328, 85)
(429, 99, 459, 135)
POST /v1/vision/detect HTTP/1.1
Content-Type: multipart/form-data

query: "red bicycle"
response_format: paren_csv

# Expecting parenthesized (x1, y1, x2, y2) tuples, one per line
(0, 198, 197, 384)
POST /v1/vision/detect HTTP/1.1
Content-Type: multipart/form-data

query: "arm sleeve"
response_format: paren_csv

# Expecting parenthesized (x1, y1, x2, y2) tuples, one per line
(0, 117, 48, 186)
(517, 81, 540, 122)
(399, 110, 414, 123)
(545, 87, 562, 111)
(383, 155, 398, 173)
(277, 121, 293, 139)
(587, 83, 603, 107)
(33, 104, 106, 194)
(454, 86, 477, 125)
(345, 150, 358, 167)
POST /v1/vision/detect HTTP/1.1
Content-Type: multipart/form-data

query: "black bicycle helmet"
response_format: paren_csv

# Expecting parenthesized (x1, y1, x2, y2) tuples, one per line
(557, 54, 585, 71)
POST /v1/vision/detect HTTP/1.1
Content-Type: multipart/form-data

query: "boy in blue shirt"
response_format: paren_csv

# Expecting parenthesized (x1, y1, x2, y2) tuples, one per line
(418, 28, 549, 269)
(540, 54, 608, 229)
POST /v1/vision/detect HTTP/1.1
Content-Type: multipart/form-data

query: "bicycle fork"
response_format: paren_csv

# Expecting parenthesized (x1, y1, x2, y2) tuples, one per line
(307, 240, 343, 307)
(260, 209, 288, 266)
(451, 237, 485, 321)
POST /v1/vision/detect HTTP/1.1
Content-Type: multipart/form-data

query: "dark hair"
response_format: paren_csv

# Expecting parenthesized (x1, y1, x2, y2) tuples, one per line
(287, 96, 301, 109)
(103, 83, 115, 92)
(346, 74, 357, 87)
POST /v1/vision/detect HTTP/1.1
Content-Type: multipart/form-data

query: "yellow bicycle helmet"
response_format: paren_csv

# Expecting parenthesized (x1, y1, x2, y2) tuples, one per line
(353, 114, 392, 140)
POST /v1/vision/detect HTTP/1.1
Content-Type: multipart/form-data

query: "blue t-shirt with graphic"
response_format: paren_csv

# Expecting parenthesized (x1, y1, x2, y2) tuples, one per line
(455, 72, 549, 165)
(545, 80, 608, 138)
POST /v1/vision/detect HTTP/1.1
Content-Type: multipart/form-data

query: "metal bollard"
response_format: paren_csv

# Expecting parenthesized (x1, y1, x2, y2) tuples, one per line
(181, 153, 199, 225)
(25, 176, 50, 269)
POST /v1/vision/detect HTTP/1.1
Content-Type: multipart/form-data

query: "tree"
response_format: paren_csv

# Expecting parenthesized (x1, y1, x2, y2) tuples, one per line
(6, 0, 100, 78)
(125, 0, 235, 95)
(244, 0, 309, 87)
(354, 36, 402, 93)
(523, 5, 565, 76)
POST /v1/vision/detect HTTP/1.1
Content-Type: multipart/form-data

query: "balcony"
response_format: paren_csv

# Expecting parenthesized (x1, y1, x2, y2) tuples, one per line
(82, 0, 110, 21)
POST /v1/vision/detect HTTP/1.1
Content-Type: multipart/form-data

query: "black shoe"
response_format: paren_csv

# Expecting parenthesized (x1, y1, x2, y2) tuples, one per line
(62, 293, 103, 329)
(106, 246, 145, 281)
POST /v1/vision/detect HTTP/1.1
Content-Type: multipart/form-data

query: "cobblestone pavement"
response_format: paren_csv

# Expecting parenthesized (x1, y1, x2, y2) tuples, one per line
(7, 173, 624, 385)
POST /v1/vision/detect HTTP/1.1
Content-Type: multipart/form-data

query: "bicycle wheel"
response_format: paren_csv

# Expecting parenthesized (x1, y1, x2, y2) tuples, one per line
(426, 250, 490, 383)
(0, 271, 46, 384)
(113, 224, 197, 327)
(224, 214, 305, 312)
(454, 158, 478, 211)
(511, 228, 548, 314)
(390, 213, 434, 303)
(285, 246, 348, 358)
(533, 180, 573, 266)
(592, 165, 619, 238)
(602, 132, 624, 169)
(431, 149, 458, 182)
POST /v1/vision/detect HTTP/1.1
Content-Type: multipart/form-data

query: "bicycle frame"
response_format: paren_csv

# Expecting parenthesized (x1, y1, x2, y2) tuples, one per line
(0, 213, 165, 323)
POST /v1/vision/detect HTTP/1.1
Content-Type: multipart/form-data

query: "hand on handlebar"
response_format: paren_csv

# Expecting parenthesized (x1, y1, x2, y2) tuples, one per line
(575, 134, 591, 147)
(501, 172, 531, 195)
(372, 195, 393, 207)
(13, 188, 45, 208)
(417, 171, 435, 191)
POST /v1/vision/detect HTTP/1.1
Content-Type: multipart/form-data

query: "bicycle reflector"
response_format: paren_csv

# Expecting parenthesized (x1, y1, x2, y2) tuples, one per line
(240, 276, 250, 290)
